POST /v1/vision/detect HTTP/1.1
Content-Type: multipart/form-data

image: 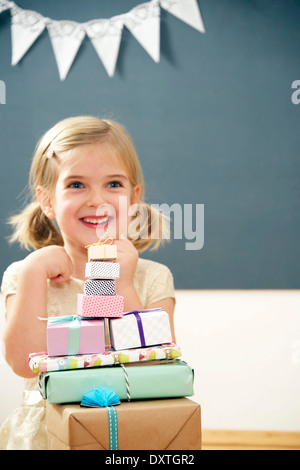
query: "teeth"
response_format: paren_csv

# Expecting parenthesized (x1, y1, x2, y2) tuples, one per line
(83, 217, 109, 225)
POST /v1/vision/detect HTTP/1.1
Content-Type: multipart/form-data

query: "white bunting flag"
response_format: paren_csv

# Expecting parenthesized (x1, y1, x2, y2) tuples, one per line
(85, 17, 123, 78)
(11, 4, 47, 66)
(47, 20, 85, 81)
(0, 0, 13, 14)
(0, 1, 206, 79)
(160, 0, 205, 33)
(124, 1, 160, 63)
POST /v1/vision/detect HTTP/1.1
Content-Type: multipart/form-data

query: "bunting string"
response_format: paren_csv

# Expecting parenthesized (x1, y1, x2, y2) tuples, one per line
(0, 0, 205, 80)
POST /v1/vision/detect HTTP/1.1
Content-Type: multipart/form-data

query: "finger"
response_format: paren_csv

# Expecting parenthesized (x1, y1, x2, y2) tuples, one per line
(50, 274, 65, 283)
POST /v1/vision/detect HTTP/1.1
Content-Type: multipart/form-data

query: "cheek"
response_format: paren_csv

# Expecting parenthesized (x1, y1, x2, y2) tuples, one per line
(53, 194, 81, 219)
(106, 191, 132, 214)
(111, 194, 132, 235)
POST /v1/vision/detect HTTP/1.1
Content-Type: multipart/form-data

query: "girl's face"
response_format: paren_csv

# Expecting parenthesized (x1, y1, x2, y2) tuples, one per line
(42, 141, 140, 253)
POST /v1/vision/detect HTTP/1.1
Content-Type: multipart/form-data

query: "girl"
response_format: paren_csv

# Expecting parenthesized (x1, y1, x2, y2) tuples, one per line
(0, 116, 176, 450)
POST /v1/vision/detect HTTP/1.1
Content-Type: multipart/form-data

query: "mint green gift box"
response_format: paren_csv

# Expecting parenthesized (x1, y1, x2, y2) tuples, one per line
(39, 360, 194, 404)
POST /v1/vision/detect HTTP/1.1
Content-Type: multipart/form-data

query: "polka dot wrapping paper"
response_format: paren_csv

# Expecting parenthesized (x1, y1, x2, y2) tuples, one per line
(84, 279, 116, 296)
(77, 294, 124, 318)
(85, 261, 120, 280)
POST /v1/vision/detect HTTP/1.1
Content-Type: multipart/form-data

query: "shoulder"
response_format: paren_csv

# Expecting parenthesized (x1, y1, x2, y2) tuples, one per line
(1, 260, 24, 294)
(136, 257, 173, 279)
(134, 257, 175, 307)
(2, 260, 24, 274)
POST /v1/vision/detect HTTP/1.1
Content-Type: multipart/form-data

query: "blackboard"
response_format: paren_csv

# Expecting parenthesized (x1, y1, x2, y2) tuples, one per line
(0, 0, 299, 289)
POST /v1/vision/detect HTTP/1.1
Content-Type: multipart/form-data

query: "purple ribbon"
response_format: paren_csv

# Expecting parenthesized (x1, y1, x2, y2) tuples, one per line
(124, 309, 163, 348)
(132, 313, 146, 347)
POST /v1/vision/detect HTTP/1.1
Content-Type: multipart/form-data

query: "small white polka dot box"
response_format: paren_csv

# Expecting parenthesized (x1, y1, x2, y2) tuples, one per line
(110, 308, 172, 350)
(85, 261, 120, 280)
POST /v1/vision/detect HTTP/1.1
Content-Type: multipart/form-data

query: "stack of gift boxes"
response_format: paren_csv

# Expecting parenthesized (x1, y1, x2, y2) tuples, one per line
(28, 239, 198, 449)
(80, 241, 124, 322)
(29, 239, 195, 398)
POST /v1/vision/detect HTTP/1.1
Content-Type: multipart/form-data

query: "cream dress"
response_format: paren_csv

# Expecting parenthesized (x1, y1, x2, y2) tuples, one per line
(0, 257, 175, 450)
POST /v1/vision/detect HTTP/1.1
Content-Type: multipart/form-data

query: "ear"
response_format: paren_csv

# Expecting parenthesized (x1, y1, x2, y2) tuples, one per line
(36, 186, 56, 219)
(131, 184, 141, 206)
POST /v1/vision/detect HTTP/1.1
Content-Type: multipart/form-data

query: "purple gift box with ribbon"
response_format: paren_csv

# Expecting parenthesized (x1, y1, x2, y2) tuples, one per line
(46, 315, 105, 357)
(109, 308, 172, 351)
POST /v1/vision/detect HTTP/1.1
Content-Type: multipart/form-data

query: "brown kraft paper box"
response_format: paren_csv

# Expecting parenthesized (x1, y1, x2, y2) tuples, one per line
(46, 398, 201, 450)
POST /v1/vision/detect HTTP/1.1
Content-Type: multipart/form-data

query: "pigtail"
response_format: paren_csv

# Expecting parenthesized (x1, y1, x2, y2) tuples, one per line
(128, 202, 170, 252)
(8, 202, 63, 251)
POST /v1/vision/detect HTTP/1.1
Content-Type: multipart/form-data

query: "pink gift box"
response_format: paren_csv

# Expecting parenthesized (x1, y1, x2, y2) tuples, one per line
(77, 294, 124, 318)
(47, 316, 105, 357)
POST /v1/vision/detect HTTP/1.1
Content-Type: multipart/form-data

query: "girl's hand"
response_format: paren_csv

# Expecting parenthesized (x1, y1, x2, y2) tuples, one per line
(114, 236, 138, 291)
(113, 236, 144, 312)
(4, 245, 73, 377)
(21, 245, 73, 283)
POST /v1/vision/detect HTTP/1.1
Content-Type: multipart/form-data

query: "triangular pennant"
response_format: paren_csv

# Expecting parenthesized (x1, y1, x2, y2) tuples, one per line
(124, 1, 160, 63)
(84, 17, 123, 78)
(160, 0, 205, 33)
(0, 0, 12, 14)
(5, 0, 206, 79)
(47, 20, 85, 81)
(10, 4, 47, 66)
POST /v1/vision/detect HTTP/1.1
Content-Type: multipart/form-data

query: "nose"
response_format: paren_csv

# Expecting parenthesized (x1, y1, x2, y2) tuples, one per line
(86, 188, 115, 220)
(86, 187, 106, 208)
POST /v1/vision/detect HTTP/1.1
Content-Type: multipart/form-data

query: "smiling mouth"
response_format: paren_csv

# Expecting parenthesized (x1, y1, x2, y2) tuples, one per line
(80, 216, 112, 228)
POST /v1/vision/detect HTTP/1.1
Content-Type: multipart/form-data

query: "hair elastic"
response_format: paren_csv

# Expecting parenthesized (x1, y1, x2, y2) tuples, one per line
(46, 141, 55, 159)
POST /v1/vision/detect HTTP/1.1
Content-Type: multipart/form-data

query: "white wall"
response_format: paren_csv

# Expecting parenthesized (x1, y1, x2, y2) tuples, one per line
(1, 290, 300, 431)
(175, 289, 300, 432)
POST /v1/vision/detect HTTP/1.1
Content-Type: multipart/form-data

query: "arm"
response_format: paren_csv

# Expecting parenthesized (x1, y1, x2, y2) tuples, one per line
(2, 246, 72, 378)
(3, 271, 47, 378)
(115, 237, 143, 312)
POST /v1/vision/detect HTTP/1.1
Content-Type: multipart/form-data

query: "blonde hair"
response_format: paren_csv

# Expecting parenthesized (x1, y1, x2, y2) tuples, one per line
(9, 116, 167, 252)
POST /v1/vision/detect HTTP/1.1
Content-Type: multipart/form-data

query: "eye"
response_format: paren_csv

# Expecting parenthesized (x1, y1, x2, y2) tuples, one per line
(68, 181, 83, 189)
(107, 180, 122, 188)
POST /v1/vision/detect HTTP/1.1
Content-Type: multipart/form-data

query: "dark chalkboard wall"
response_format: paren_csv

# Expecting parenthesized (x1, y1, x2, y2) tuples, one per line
(0, 0, 299, 289)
